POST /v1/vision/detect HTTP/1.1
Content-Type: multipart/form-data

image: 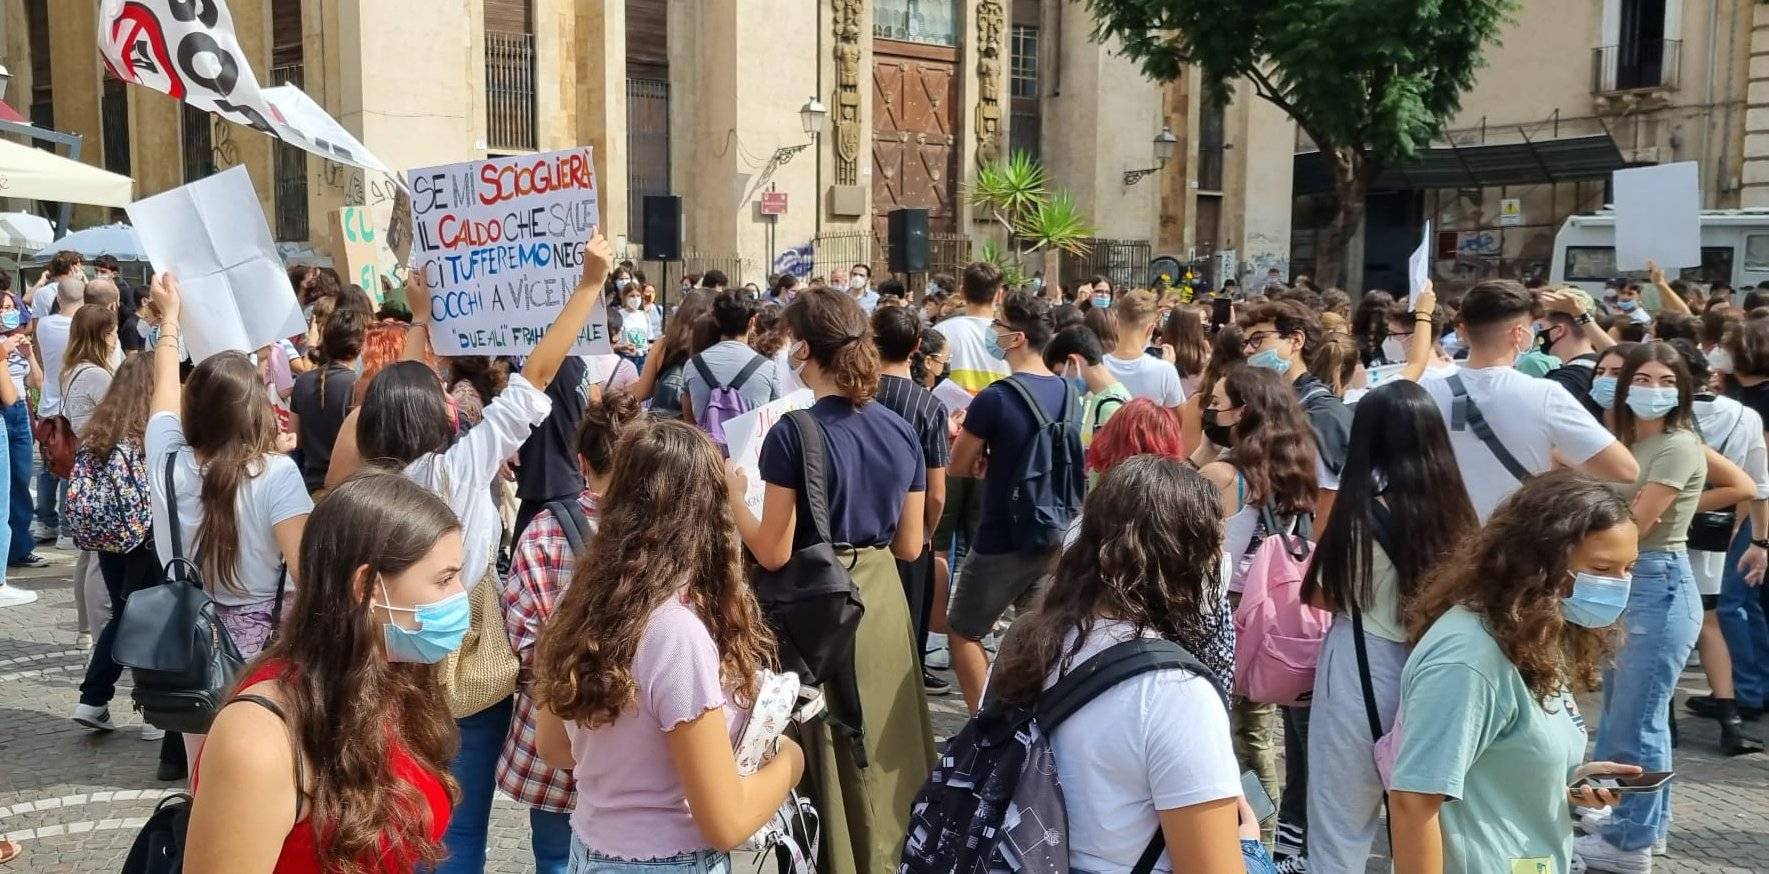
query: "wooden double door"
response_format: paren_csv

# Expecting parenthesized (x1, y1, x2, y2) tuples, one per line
(872, 39, 960, 249)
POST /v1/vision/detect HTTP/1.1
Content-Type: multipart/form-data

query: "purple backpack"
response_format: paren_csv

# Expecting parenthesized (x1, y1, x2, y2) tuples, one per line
(693, 353, 768, 456)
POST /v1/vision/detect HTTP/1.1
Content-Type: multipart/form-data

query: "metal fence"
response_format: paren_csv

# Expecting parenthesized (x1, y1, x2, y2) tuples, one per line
(1059, 238, 1153, 289)
(270, 63, 309, 242)
(1593, 39, 1680, 95)
(485, 31, 537, 152)
(807, 229, 974, 281)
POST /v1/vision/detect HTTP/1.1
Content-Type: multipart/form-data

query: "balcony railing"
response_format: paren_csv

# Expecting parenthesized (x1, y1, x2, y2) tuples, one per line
(486, 31, 537, 152)
(1593, 39, 1680, 95)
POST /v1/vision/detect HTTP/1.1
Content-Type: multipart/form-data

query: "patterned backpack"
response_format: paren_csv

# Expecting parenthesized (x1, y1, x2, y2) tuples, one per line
(65, 437, 153, 554)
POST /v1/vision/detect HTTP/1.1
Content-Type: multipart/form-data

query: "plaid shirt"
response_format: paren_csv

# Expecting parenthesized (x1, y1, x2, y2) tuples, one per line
(496, 491, 600, 812)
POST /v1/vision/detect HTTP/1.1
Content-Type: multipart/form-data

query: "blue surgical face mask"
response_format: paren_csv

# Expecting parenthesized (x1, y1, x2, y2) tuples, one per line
(615, 277, 632, 290)
(1617, 299, 1638, 313)
(1092, 294, 1112, 310)
(0, 311, 19, 331)
(1248, 347, 1291, 375)
(1590, 375, 1619, 410)
(1561, 571, 1631, 628)
(984, 330, 1009, 361)
(1625, 385, 1680, 420)
(378, 582, 471, 664)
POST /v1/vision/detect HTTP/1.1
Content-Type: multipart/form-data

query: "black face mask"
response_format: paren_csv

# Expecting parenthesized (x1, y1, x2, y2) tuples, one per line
(1203, 408, 1235, 448)
(1536, 326, 1557, 354)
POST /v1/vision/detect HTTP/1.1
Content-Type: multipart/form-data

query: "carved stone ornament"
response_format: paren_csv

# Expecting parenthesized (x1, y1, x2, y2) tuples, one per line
(833, 0, 864, 185)
(975, 0, 1006, 167)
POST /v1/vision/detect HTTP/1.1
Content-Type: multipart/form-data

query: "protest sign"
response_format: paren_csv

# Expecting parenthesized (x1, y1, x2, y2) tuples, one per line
(723, 389, 815, 515)
(407, 147, 609, 355)
(100, 2, 398, 178)
(331, 205, 403, 301)
(1614, 162, 1700, 272)
(126, 166, 305, 362)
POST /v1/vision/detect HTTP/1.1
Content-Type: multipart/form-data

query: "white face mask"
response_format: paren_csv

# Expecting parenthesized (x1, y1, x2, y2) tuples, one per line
(624, 296, 642, 310)
(849, 275, 869, 291)
(1708, 346, 1734, 375)
(789, 340, 810, 376)
(1381, 336, 1408, 363)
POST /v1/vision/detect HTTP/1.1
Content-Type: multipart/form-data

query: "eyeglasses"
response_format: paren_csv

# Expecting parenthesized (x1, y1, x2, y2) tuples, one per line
(1241, 331, 1280, 352)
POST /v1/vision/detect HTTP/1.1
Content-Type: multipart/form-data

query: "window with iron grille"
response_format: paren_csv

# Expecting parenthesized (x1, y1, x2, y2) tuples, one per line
(101, 77, 131, 177)
(1010, 25, 1039, 100)
(182, 103, 214, 183)
(626, 79, 671, 241)
(270, 64, 308, 242)
(485, 31, 537, 152)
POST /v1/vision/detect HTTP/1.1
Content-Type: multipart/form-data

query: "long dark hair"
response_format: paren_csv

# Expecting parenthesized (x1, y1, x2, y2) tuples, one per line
(1613, 340, 1696, 446)
(183, 352, 282, 594)
(1352, 290, 1395, 363)
(992, 456, 1223, 706)
(1160, 306, 1209, 378)
(358, 361, 453, 467)
(1302, 381, 1476, 615)
(658, 290, 718, 372)
(1221, 365, 1317, 516)
(249, 471, 461, 874)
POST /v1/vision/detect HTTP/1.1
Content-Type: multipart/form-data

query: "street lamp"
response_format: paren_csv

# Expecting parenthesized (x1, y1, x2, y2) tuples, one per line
(800, 96, 827, 138)
(1124, 125, 1180, 187)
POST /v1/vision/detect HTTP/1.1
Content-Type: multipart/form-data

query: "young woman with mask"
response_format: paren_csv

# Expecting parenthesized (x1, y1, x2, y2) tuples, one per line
(1352, 290, 1395, 366)
(183, 471, 463, 873)
(1298, 380, 1477, 873)
(1160, 305, 1211, 397)
(326, 231, 614, 874)
(913, 328, 950, 390)
(145, 275, 312, 763)
(1389, 472, 1646, 874)
(728, 286, 933, 874)
(990, 456, 1274, 874)
(1587, 342, 1637, 418)
(1576, 341, 1756, 870)
(533, 420, 801, 873)
(1192, 364, 1318, 823)
(0, 287, 42, 572)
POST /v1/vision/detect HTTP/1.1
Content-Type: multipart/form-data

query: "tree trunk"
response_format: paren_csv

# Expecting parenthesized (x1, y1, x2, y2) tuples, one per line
(1315, 148, 1372, 290)
(1042, 247, 1062, 288)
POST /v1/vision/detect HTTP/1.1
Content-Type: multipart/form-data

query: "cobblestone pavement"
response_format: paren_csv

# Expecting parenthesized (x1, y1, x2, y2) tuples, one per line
(3, 558, 1767, 872)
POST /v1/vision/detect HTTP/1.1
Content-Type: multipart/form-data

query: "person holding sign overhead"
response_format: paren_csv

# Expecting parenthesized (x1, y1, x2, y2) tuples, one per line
(327, 226, 614, 874)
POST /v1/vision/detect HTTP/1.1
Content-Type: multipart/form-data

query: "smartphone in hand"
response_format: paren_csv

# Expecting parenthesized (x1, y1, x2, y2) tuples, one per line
(1570, 772, 1673, 794)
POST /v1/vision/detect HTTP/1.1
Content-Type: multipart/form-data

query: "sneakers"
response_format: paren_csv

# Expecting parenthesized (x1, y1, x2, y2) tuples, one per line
(1574, 834, 1652, 873)
(924, 632, 950, 670)
(923, 670, 951, 696)
(53, 535, 74, 552)
(72, 703, 117, 732)
(0, 583, 37, 607)
(1687, 694, 1764, 721)
(76, 632, 92, 651)
(1575, 806, 1614, 835)
(30, 522, 55, 544)
(140, 724, 166, 742)
(1272, 854, 1310, 874)
(1652, 836, 1668, 856)
(8, 553, 47, 569)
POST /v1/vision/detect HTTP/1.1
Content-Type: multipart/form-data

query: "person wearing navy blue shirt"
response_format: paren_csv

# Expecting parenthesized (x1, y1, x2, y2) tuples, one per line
(727, 286, 935, 874)
(947, 290, 1075, 711)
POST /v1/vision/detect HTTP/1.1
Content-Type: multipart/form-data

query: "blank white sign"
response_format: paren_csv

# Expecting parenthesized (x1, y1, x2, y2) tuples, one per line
(1614, 162, 1700, 272)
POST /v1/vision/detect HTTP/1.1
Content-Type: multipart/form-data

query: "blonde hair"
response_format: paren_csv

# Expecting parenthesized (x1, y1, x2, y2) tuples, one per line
(1111, 288, 1160, 328)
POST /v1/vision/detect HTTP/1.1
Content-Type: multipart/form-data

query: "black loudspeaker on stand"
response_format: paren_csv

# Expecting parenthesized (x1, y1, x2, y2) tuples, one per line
(643, 195, 683, 262)
(888, 207, 930, 273)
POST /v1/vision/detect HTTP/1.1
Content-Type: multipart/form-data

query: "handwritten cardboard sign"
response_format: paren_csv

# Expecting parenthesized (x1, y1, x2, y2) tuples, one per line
(722, 389, 816, 515)
(407, 147, 609, 355)
(331, 205, 402, 301)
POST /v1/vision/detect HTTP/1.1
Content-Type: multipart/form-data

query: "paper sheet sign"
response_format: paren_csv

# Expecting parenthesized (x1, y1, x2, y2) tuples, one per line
(126, 166, 306, 363)
(1408, 221, 1432, 310)
(1614, 162, 1700, 272)
(722, 389, 816, 515)
(332, 206, 403, 301)
(932, 379, 975, 415)
(408, 147, 609, 355)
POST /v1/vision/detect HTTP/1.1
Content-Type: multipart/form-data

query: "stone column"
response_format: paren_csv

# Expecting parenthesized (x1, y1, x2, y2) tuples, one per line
(1743, 2, 1769, 207)
(575, 0, 627, 243)
(48, 1, 106, 227)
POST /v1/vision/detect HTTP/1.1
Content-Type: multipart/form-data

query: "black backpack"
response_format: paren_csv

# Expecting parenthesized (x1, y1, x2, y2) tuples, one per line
(899, 638, 1227, 874)
(120, 792, 193, 874)
(997, 376, 1086, 553)
(544, 497, 591, 556)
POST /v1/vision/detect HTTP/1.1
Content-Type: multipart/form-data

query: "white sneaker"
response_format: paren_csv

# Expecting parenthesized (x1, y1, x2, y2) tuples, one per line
(72, 703, 116, 732)
(1652, 836, 1667, 856)
(54, 536, 74, 552)
(139, 724, 165, 742)
(30, 522, 56, 543)
(1574, 834, 1652, 873)
(0, 583, 37, 607)
(1575, 805, 1615, 835)
(925, 644, 950, 670)
(77, 632, 92, 651)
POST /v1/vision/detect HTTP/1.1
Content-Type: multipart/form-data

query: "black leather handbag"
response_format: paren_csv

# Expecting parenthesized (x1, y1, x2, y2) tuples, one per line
(111, 454, 260, 734)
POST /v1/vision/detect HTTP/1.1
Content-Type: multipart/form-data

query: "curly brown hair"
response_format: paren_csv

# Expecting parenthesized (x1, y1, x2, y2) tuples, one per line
(1404, 470, 1632, 706)
(1221, 365, 1317, 516)
(992, 456, 1224, 706)
(534, 420, 775, 727)
(247, 471, 462, 874)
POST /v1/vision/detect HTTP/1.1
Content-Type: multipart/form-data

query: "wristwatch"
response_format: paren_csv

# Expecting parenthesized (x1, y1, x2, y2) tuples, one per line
(1573, 313, 1594, 326)
(1753, 538, 1769, 550)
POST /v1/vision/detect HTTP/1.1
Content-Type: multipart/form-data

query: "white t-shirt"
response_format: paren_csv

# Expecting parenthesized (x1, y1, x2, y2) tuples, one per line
(1421, 365, 1618, 521)
(35, 313, 71, 416)
(400, 373, 551, 590)
(1045, 621, 1240, 873)
(146, 412, 313, 608)
(1103, 353, 1186, 408)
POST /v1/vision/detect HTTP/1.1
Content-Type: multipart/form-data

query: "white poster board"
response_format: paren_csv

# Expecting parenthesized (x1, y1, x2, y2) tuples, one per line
(722, 389, 816, 515)
(932, 379, 975, 415)
(1614, 162, 1700, 272)
(126, 166, 305, 362)
(1407, 221, 1432, 309)
(407, 147, 609, 355)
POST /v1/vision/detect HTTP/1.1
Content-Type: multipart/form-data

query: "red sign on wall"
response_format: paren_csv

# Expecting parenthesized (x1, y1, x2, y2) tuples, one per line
(760, 192, 789, 216)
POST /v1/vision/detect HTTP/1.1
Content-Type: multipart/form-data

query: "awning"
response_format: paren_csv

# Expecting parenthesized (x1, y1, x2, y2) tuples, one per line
(0, 101, 24, 125)
(0, 137, 134, 207)
(1293, 134, 1628, 196)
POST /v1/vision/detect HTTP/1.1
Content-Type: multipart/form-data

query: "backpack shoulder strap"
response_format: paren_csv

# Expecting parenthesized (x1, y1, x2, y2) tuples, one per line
(231, 693, 305, 820)
(1037, 638, 1227, 733)
(1445, 372, 1533, 483)
(729, 355, 768, 392)
(163, 452, 186, 563)
(998, 374, 1053, 429)
(690, 353, 718, 389)
(786, 410, 836, 546)
(1092, 394, 1126, 433)
(545, 498, 590, 555)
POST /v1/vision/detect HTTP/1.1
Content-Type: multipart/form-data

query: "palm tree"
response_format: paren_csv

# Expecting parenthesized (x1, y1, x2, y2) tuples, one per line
(967, 152, 1095, 286)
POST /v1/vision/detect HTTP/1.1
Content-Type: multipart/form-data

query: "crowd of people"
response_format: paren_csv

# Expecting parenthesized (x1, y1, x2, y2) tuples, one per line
(2, 231, 1761, 874)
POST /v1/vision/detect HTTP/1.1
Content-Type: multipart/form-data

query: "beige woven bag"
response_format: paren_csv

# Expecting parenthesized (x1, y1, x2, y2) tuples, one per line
(432, 463, 518, 718)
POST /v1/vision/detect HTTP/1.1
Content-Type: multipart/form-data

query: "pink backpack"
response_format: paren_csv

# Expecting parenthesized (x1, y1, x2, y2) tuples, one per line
(1232, 508, 1334, 706)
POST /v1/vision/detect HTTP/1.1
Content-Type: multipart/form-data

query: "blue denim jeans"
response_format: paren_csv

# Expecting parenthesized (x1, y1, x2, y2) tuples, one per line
(1594, 549, 1702, 851)
(1717, 522, 1769, 709)
(32, 443, 61, 532)
(436, 696, 514, 874)
(568, 842, 729, 874)
(530, 808, 572, 874)
(3, 400, 29, 562)
(1073, 840, 1275, 874)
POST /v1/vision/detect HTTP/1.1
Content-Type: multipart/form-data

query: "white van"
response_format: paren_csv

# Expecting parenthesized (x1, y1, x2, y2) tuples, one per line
(1550, 208, 1769, 299)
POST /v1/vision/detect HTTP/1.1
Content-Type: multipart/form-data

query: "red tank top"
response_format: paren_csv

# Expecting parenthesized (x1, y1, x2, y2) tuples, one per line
(195, 662, 453, 873)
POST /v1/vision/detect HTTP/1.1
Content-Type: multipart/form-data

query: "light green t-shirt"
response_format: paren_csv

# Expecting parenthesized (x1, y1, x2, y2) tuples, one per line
(1390, 606, 1587, 874)
(1628, 427, 1705, 552)
(1359, 542, 1407, 643)
(1081, 381, 1132, 449)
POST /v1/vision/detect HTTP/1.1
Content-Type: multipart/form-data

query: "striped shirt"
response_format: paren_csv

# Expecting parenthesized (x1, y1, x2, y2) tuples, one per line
(876, 374, 952, 470)
(932, 315, 1010, 394)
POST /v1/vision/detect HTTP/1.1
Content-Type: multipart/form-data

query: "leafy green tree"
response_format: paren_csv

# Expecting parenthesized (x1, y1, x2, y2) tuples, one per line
(1084, 0, 1513, 286)
(969, 152, 1096, 286)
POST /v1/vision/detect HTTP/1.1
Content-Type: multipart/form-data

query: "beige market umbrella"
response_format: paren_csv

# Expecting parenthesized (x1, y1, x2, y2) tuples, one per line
(0, 137, 134, 207)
